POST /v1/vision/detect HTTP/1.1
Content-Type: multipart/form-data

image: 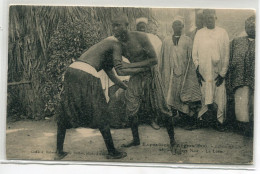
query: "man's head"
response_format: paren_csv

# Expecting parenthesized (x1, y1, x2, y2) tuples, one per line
(203, 9, 217, 29)
(172, 16, 184, 36)
(111, 14, 129, 38)
(196, 10, 204, 29)
(245, 15, 255, 39)
(136, 17, 148, 32)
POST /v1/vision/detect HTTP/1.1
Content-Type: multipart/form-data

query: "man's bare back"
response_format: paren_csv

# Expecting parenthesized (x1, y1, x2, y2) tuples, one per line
(77, 33, 153, 77)
(78, 38, 119, 72)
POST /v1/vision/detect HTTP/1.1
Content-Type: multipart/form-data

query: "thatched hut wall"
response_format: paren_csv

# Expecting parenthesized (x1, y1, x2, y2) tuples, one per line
(7, 6, 151, 120)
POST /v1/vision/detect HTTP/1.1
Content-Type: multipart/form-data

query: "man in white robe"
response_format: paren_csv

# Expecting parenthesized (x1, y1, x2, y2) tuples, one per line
(192, 9, 229, 130)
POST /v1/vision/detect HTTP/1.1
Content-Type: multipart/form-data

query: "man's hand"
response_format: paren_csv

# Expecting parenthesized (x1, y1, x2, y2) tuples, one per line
(104, 69, 128, 90)
(114, 63, 123, 70)
(114, 61, 130, 70)
(121, 62, 130, 69)
(121, 81, 128, 90)
(215, 74, 224, 87)
(196, 66, 205, 86)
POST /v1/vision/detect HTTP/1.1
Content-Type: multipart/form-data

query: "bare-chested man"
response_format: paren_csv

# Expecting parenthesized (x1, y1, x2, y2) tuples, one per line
(111, 15, 175, 148)
(55, 21, 150, 160)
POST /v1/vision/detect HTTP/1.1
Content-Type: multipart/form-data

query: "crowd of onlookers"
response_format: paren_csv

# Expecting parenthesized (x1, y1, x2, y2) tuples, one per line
(55, 9, 255, 159)
(110, 9, 255, 137)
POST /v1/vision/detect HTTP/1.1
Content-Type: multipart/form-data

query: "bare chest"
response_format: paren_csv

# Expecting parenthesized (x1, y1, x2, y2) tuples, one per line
(121, 40, 146, 62)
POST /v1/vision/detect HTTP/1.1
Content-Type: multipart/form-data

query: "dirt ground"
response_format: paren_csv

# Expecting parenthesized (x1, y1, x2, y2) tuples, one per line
(6, 118, 253, 165)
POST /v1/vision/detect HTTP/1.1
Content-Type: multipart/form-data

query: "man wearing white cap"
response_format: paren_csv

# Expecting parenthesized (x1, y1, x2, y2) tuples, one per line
(192, 9, 229, 130)
(160, 16, 200, 124)
(136, 17, 148, 32)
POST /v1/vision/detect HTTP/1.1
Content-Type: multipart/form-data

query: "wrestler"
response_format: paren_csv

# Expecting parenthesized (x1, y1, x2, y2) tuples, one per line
(55, 27, 150, 160)
(111, 14, 175, 149)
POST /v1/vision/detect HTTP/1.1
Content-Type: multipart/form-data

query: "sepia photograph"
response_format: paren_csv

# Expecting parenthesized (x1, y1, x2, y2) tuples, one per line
(6, 5, 255, 164)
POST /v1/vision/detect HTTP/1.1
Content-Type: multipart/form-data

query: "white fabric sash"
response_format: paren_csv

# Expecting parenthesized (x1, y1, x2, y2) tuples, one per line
(69, 61, 100, 78)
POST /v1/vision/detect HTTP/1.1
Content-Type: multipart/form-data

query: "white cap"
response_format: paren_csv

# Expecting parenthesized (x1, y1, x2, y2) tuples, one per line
(136, 17, 148, 25)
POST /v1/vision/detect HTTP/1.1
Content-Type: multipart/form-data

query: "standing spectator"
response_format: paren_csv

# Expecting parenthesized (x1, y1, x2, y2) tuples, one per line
(229, 15, 255, 137)
(192, 9, 229, 130)
(182, 10, 204, 129)
(160, 16, 195, 123)
(188, 9, 204, 41)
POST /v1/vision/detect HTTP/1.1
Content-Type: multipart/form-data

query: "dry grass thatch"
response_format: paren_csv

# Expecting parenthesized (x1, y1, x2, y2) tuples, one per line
(8, 6, 154, 120)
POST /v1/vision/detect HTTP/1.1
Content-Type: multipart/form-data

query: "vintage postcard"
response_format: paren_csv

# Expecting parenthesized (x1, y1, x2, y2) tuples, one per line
(6, 5, 255, 164)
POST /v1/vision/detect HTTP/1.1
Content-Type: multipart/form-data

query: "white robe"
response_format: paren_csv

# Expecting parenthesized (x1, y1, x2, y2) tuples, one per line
(192, 26, 229, 123)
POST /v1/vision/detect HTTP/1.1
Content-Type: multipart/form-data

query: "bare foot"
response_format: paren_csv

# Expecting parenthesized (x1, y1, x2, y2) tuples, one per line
(170, 140, 177, 155)
(106, 151, 127, 159)
(54, 151, 68, 160)
(121, 140, 140, 148)
(171, 147, 182, 155)
(170, 139, 176, 147)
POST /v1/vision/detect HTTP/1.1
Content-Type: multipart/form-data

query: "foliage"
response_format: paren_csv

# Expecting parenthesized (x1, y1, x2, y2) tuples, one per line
(43, 18, 105, 116)
(7, 6, 157, 120)
(8, 6, 52, 119)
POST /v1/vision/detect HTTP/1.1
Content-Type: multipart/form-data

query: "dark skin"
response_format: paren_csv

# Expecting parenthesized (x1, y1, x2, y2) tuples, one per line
(245, 18, 255, 39)
(136, 22, 147, 32)
(55, 29, 151, 160)
(78, 38, 150, 82)
(111, 21, 158, 70)
(112, 19, 175, 148)
(197, 11, 224, 87)
(196, 66, 205, 86)
(172, 20, 183, 36)
(196, 13, 204, 29)
(204, 11, 216, 30)
(172, 20, 183, 45)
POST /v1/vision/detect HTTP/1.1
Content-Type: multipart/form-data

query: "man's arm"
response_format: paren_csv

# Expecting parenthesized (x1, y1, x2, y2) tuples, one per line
(112, 41, 150, 76)
(219, 30, 230, 78)
(158, 39, 166, 73)
(121, 34, 158, 69)
(192, 32, 200, 69)
(215, 30, 230, 87)
(104, 69, 127, 90)
(115, 66, 150, 76)
(192, 31, 205, 86)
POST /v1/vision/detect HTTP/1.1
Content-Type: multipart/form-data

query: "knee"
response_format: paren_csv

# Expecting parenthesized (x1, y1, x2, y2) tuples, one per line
(129, 115, 138, 125)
